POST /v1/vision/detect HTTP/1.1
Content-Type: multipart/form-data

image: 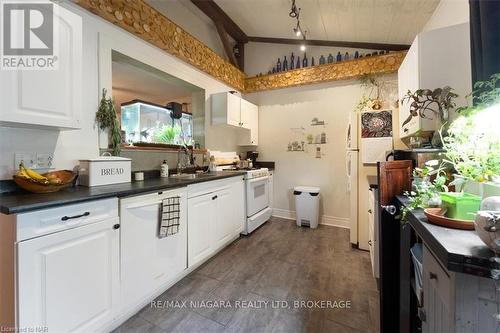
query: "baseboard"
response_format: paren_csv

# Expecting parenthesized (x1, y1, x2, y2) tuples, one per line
(272, 208, 350, 229)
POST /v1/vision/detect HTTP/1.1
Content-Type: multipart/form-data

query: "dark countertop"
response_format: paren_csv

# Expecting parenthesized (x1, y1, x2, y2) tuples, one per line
(0, 171, 246, 215)
(397, 196, 495, 277)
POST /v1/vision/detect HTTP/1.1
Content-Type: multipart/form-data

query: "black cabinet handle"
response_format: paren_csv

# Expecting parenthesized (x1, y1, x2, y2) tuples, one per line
(212, 195, 218, 200)
(61, 212, 90, 221)
(429, 272, 438, 280)
(113, 224, 120, 230)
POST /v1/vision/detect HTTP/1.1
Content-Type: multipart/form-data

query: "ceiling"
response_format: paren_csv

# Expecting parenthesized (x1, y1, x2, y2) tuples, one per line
(112, 52, 201, 107)
(214, 0, 440, 45)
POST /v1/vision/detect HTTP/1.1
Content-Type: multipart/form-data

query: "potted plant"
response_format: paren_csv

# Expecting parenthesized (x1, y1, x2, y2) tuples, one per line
(95, 89, 122, 156)
(443, 73, 500, 198)
(401, 86, 458, 147)
(355, 74, 388, 112)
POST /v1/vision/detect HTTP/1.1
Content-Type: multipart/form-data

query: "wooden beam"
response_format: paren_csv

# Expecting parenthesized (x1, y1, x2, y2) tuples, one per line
(214, 20, 238, 67)
(247, 36, 410, 51)
(191, 0, 248, 43)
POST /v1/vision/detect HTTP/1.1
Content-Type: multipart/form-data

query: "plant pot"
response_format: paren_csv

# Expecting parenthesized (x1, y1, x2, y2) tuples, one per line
(98, 128, 110, 150)
(453, 175, 483, 197)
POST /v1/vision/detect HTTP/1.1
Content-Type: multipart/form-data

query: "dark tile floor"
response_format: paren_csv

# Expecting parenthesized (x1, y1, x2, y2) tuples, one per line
(114, 217, 379, 333)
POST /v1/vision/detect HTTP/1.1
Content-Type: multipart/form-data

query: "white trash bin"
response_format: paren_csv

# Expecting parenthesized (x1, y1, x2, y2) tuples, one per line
(294, 186, 320, 228)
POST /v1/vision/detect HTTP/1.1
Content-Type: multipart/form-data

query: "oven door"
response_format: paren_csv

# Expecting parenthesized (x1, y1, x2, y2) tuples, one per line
(246, 176, 270, 217)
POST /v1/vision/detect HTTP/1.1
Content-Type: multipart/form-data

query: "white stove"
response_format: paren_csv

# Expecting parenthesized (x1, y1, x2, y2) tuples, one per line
(244, 168, 269, 179)
(241, 167, 272, 235)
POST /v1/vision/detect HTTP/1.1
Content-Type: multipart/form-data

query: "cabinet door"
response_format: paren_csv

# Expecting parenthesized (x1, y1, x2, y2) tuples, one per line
(188, 193, 216, 267)
(0, 4, 82, 130)
(422, 245, 453, 333)
(238, 100, 259, 145)
(17, 217, 119, 332)
(214, 186, 235, 249)
(227, 93, 242, 127)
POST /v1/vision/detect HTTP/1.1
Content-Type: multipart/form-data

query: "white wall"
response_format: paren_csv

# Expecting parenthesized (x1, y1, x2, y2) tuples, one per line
(245, 42, 377, 77)
(246, 80, 367, 229)
(423, 0, 469, 32)
(0, 2, 241, 180)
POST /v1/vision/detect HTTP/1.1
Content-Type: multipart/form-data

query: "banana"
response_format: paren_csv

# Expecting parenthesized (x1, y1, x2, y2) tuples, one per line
(19, 163, 49, 184)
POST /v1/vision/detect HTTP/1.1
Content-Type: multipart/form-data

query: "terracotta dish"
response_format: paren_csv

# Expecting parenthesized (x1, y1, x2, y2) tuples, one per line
(13, 170, 77, 193)
(424, 208, 475, 230)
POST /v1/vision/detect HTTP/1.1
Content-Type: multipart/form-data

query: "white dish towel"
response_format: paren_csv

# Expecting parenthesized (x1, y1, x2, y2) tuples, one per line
(159, 196, 180, 238)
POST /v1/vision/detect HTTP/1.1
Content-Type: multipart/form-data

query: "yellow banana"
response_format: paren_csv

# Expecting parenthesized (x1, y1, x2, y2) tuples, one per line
(20, 164, 49, 184)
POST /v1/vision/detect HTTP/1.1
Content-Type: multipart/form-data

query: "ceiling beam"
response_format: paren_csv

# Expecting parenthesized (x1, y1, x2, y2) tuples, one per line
(247, 36, 410, 51)
(214, 20, 238, 68)
(191, 0, 248, 43)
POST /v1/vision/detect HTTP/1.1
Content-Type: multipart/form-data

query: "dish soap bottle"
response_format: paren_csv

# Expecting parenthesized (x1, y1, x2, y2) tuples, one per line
(209, 156, 217, 172)
(160, 160, 169, 178)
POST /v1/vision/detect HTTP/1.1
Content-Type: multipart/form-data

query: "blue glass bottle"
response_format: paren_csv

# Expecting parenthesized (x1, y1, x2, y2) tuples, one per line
(283, 56, 288, 71)
(344, 52, 349, 61)
(319, 55, 326, 65)
(276, 58, 282, 72)
(302, 53, 308, 67)
(327, 53, 334, 63)
(296, 56, 301, 69)
(354, 51, 359, 59)
(311, 56, 315, 66)
(336, 52, 342, 62)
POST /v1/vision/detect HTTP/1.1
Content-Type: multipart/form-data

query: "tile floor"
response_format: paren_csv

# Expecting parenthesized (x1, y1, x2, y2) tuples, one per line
(113, 217, 379, 333)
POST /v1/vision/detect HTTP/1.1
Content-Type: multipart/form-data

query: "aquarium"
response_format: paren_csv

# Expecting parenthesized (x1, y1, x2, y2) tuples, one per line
(121, 100, 193, 145)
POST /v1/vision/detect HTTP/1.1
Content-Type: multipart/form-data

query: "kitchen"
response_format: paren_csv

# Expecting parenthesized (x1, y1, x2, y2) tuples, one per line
(0, 0, 499, 332)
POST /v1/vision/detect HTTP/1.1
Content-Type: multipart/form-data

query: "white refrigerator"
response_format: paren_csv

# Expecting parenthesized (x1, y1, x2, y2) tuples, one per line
(346, 112, 359, 246)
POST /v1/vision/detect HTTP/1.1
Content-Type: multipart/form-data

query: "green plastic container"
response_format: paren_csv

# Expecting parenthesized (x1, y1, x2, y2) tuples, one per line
(439, 192, 482, 221)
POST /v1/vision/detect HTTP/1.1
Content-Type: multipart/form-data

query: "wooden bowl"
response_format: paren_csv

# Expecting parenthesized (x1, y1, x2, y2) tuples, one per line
(13, 170, 77, 193)
(424, 208, 475, 230)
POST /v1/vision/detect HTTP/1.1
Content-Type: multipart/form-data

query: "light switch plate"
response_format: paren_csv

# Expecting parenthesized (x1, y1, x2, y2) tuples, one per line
(37, 153, 54, 169)
(15, 153, 36, 169)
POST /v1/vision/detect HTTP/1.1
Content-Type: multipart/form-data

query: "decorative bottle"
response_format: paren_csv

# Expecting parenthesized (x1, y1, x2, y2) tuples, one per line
(311, 56, 315, 66)
(336, 52, 342, 62)
(302, 53, 308, 67)
(283, 56, 288, 71)
(296, 56, 301, 69)
(276, 58, 282, 72)
(327, 53, 334, 63)
(344, 52, 349, 61)
(319, 55, 326, 65)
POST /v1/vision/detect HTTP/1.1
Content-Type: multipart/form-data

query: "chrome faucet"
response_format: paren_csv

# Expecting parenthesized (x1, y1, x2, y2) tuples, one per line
(177, 144, 194, 174)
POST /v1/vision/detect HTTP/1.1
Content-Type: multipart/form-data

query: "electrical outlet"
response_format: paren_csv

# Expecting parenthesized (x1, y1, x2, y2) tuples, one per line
(37, 153, 54, 169)
(15, 153, 36, 169)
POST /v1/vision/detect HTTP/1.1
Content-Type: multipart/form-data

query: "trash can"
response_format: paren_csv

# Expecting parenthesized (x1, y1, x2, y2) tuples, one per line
(294, 186, 320, 228)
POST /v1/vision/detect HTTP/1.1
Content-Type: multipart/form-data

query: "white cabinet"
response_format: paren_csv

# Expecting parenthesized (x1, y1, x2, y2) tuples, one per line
(120, 188, 187, 311)
(187, 192, 217, 266)
(420, 244, 498, 333)
(15, 199, 119, 333)
(187, 176, 244, 268)
(238, 99, 259, 145)
(0, 4, 82, 130)
(398, 23, 471, 138)
(211, 92, 259, 145)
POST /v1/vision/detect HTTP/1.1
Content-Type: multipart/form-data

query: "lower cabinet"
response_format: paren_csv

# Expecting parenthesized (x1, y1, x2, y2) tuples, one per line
(421, 245, 497, 333)
(188, 177, 244, 268)
(15, 200, 120, 333)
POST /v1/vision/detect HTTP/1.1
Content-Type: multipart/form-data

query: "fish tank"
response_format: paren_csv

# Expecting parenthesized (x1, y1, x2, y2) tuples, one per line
(121, 100, 193, 146)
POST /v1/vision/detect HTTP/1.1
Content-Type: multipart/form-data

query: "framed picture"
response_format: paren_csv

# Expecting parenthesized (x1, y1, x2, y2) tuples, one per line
(361, 110, 393, 138)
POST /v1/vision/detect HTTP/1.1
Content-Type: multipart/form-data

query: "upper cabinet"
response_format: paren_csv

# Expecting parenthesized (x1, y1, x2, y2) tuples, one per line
(0, 4, 82, 130)
(211, 92, 259, 145)
(398, 23, 471, 138)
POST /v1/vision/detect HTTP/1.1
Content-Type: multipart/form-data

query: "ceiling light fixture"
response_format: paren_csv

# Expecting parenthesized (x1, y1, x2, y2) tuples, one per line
(290, 0, 307, 52)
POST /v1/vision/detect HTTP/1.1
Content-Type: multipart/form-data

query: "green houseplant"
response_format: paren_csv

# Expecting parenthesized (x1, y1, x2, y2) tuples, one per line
(95, 89, 121, 156)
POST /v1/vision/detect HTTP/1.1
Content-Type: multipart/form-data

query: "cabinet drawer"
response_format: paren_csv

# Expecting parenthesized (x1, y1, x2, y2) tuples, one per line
(17, 198, 118, 241)
(423, 244, 452, 307)
(187, 176, 244, 199)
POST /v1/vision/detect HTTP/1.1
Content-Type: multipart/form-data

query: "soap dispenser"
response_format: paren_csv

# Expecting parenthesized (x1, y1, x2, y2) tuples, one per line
(160, 160, 169, 178)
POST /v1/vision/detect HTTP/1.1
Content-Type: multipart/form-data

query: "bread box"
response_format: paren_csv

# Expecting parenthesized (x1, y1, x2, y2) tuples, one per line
(79, 157, 131, 187)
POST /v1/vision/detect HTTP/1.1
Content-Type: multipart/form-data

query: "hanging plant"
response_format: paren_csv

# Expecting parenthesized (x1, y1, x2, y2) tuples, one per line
(401, 86, 458, 127)
(355, 74, 393, 112)
(96, 88, 121, 156)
